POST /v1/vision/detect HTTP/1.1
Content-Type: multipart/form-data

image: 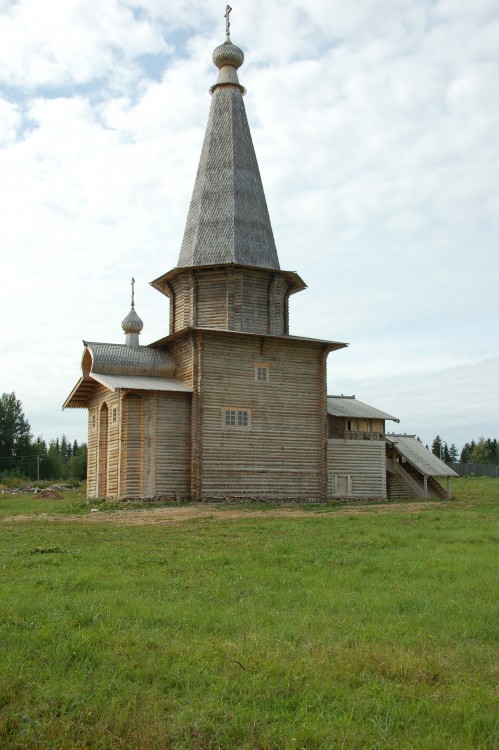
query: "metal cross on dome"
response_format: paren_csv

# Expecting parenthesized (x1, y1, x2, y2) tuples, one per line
(225, 5, 232, 40)
(131, 277, 135, 307)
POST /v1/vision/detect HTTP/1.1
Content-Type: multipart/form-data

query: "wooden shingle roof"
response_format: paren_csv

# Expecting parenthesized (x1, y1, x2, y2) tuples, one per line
(177, 37, 280, 271)
(386, 435, 458, 477)
(327, 396, 399, 422)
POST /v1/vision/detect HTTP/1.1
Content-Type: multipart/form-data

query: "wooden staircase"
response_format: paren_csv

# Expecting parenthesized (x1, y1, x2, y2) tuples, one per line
(387, 460, 447, 500)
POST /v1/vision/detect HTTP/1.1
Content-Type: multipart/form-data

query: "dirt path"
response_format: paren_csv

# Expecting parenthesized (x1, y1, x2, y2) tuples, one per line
(1, 501, 452, 526)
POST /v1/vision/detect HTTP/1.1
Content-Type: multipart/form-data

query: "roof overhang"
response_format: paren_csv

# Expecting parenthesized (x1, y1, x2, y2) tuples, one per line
(150, 263, 307, 297)
(148, 326, 348, 352)
(62, 376, 96, 409)
(63, 373, 192, 409)
(327, 396, 399, 422)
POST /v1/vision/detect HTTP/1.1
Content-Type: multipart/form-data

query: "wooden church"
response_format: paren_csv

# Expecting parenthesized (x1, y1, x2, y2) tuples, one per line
(64, 16, 456, 502)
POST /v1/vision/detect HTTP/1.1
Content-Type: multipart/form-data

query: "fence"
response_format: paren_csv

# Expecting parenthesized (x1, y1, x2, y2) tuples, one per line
(447, 463, 499, 478)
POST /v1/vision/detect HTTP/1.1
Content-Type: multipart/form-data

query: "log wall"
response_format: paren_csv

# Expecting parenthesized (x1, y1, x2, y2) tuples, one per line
(196, 331, 327, 499)
(87, 388, 191, 500)
(154, 392, 191, 498)
(196, 269, 228, 328)
(122, 394, 143, 498)
(87, 388, 120, 499)
(164, 267, 292, 336)
(241, 269, 270, 334)
(327, 439, 386, 498)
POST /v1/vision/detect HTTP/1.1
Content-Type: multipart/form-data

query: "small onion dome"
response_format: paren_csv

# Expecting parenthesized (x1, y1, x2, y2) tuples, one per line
(212, 40, 244, 70)
(121, 306, 143, 335)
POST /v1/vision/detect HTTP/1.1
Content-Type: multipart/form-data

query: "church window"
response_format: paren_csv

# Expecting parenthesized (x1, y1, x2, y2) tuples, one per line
(255, 363, 269, 382)
(224, 408, 250, 428)
(112, 407, 117, 423)
(91, 415, 96, 428)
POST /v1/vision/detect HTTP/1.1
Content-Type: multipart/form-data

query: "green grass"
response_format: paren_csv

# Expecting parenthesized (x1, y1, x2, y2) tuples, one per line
(0, 479, 497, 748)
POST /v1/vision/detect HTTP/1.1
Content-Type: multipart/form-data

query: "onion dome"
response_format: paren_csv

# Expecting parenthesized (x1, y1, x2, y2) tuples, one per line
(212, 41, 244, 70)
(121, 306, 143, 335)
(122, 278, 143, 348)
(210, 37, 246, 95)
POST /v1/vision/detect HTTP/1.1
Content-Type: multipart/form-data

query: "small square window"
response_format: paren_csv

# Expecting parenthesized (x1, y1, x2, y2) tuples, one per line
(225, 409, 236, 426)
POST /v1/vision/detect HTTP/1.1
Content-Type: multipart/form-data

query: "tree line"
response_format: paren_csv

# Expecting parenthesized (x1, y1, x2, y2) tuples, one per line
(0, 392, 87, 482)
(430, 435, 499, 465)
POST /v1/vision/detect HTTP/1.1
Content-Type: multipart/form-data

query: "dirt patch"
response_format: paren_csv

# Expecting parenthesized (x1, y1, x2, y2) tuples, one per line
(1, 501, 453, 526)
(34, 490, 61, 499)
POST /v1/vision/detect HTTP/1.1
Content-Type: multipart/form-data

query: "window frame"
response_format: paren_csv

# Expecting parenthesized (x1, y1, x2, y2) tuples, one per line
(255, 362, 270, 383)
(223, 407, 251, 429)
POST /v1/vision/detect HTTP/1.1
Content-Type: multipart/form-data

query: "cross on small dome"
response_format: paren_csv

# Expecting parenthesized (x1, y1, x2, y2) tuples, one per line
(121, 278, 143, 347)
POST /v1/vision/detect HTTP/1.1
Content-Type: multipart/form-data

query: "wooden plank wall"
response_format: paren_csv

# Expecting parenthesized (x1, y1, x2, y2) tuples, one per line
(241, 270, 269, 334)
(227, 267, 243, 331)
(155, 392, 191, 498)
(197, 332, 326, 499)
(269, 275, 288, 335)
(196, 269, 228, 328)
(122, 394, 143, 498)
(167, 268, 291, 336)
(87, 406, 98, 498)
(168, 337, 194, 387)
(98, 404, 108, 497)
(327, 440, 386, 498)
(170, 273, 195, 332)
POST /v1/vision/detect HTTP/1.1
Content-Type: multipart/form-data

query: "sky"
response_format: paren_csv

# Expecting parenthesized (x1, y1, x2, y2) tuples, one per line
(1, 0, 498, 453)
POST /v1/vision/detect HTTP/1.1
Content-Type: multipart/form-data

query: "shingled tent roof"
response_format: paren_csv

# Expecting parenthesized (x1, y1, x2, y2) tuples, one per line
(177, 37, 280, 271)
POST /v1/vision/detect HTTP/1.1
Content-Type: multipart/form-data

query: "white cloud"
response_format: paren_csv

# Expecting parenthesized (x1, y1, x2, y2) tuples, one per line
(0, 0, 168, 89)
(0, 98, 20, 144)
(0, 0, 498, 451)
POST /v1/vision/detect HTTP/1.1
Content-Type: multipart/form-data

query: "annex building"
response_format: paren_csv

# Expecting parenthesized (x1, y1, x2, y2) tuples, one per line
(64, 22, 456, 502)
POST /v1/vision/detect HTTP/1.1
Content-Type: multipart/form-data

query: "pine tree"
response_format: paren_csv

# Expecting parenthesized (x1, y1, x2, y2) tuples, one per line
(68, 443, 87, 481)
(431, 436, 443, 459)
(485, 438, 497, 463)
(0, 392, 33, 476)
(461, 440, 476, 463)
(449, 444, 459, 462)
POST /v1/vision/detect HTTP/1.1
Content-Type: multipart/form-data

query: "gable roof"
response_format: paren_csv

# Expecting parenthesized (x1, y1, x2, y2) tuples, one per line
(386, 434, 458, 477)
(327, 396, 399, 422)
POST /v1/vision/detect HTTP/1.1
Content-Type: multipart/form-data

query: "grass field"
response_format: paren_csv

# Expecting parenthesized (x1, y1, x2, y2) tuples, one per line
(0, 478, 497, 749)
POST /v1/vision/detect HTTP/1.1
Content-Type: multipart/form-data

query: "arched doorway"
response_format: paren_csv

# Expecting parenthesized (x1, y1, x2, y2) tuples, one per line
(98, 403, 108, 498)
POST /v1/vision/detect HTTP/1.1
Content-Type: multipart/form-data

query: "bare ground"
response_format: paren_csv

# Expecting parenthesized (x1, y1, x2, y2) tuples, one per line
(1, 501, 453, 526)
